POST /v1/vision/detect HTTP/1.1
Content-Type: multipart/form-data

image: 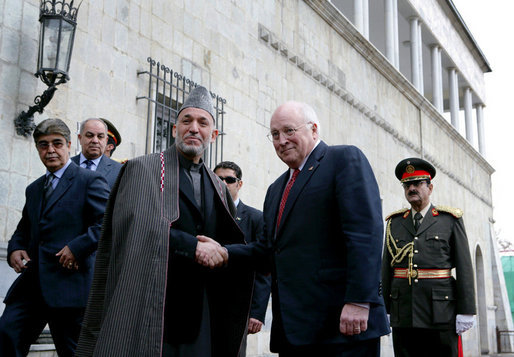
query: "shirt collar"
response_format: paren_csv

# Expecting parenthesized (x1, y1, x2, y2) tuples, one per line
(412, 202, 431, 219)
(79, 152, 103, 167)
(178, 151, 204, 171)
(47, 159, 72, 179)
(288, 139, 320, 177)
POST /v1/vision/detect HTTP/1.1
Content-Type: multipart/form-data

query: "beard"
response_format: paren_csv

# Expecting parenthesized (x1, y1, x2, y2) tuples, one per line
(175, 134, 209, 158)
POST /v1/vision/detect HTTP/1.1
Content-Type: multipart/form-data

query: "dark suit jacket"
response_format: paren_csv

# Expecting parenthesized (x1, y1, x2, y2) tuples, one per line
(236, 201, 270, 322)
(382, 205, 476, 329)
(71, 154, 122, 188)
(165, 165, 253, 350)
(6, 162, 109, 308)
(256, 142, 389, 347)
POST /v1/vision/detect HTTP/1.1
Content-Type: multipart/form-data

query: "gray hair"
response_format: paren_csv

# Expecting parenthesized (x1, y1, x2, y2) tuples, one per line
(297, 102, 321, 136)
(79, 118, 108, 135)
(33, 118, 71, 143)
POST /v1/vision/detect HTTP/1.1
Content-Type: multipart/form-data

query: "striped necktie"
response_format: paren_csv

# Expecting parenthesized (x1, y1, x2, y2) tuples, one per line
(43, 173, 55, 204)
(276, 169, 300, 229)
(85, 160, 94, 170)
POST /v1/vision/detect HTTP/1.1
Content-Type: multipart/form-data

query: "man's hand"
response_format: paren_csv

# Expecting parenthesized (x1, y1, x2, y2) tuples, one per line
(339, 303, 369, 336)
(9, 250, 31, 273)
(248, 318, 263, 334)
(56, 245, 79, 270)
(195, 235, 228, 269)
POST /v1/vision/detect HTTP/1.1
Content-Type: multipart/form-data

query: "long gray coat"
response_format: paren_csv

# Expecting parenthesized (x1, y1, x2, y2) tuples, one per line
(75, 145, 252, 356)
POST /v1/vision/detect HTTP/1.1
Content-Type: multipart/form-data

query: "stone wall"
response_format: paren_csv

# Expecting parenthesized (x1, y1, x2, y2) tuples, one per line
(0, 0, 501, 355)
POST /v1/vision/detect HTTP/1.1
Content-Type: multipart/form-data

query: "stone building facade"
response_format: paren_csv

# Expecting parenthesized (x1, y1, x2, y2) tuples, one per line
(0, 0, 511, 355)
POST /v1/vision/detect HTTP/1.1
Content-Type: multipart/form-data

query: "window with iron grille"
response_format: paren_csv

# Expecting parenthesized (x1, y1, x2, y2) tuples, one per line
(137, 57, 225, 168)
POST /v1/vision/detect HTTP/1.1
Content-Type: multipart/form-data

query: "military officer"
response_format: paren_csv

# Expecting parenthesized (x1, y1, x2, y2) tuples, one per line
(382, 157, 476, 357)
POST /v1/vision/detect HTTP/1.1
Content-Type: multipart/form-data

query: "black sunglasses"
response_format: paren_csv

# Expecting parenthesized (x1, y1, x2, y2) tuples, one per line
(218, 176, 239, 184)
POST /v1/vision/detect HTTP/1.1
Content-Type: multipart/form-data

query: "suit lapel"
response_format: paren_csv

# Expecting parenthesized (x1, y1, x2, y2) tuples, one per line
(178, 165, 202, 217)
(97, 155, 110, 175)
(276, 142, 327, 236)
(400, 211, 416, 236)
(32, 176, 46, 221)
(42, 163, 76, 215)
(236, 202, 246, 224)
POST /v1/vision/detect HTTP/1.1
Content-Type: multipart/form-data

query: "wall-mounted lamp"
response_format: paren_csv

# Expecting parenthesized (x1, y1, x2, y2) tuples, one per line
(14, 0, 80, 137)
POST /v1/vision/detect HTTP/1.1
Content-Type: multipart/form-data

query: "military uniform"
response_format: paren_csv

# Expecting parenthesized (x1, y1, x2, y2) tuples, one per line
(382, 157, 476, 357)
(382, 205, 476, 329)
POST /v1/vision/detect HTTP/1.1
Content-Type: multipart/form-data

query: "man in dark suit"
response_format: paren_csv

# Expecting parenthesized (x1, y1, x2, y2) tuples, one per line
(227, 101, 389, 356)
(382, 158, 476, 357)
(71, 118, 122, 188)
(214, 161, 271, 357)
(0, 119, 109, 357)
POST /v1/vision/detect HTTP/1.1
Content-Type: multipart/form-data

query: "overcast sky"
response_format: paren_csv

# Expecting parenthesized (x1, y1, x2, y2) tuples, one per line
(450, 0, 514, 247)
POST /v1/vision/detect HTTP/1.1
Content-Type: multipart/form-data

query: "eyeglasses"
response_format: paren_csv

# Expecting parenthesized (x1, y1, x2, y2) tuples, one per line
(36, 140, 66, 150)
(402, 180, 427, 189)
(218, 176, 239, 184)
(267, 123, 311, 142)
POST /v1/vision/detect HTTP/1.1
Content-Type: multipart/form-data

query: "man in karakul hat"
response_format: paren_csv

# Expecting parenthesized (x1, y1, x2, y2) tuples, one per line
(381, 157, 476, 357)
(76, 86, 253, 357)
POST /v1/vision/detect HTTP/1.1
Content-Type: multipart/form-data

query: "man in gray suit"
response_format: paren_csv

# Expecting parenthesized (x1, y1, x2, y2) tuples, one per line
(71, 118, 122, 188)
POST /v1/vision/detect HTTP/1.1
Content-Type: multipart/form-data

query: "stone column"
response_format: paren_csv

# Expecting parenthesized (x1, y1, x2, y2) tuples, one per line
(385, 0, 399, 68)
(410, 17, 421, 91)
(476, 104, 486, 155)
(417, 20, 424, 95)
(393, 0, 399, 68)
(431, 45, 443, 113)
(354, 0, 363, 34)
(354, 0, 369, 39)
(463, 87, 474, 144)
(363, 0, 369, 39)
(448, 68, 460, 131)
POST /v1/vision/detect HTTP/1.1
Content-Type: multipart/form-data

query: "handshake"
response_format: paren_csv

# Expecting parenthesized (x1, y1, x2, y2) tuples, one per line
(195, 235, 228, 269)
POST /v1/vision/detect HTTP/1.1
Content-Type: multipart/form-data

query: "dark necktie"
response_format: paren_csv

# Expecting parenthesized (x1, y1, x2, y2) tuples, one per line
(414, 212, 422, 231)
(43, 174, 55, 204)
(276, 169, 300, 229)
(85, 160, 94, 170)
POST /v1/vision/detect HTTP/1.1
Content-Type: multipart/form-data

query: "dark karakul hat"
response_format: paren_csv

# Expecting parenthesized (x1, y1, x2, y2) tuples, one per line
(177, 86, 216, 122)
(395, 157, 436, 182)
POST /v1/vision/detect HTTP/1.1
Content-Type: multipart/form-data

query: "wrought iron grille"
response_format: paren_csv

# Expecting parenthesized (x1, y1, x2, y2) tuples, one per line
(136, 57, 225, 168)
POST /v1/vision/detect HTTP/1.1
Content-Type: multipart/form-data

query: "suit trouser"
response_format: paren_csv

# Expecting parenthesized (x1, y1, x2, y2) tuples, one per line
(392, 327, 458, 357)
(0, 286, 84, 357)
(271, 307, 380, 357)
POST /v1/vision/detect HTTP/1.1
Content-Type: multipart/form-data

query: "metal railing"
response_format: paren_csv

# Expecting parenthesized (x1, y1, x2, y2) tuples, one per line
(137, 57, 226, 168)
(497, 327, 514, 353)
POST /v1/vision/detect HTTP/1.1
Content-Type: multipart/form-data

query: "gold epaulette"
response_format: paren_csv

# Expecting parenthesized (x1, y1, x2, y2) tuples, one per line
(112, 158, 128, 164)
(385, 208, 409, 221)
(434, 205, 463, 218)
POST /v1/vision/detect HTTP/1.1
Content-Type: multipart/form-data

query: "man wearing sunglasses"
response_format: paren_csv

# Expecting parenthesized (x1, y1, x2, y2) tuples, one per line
(382, 157, 476, 357)
(214, 161, 271, 357)
(0, 119, 109, 356)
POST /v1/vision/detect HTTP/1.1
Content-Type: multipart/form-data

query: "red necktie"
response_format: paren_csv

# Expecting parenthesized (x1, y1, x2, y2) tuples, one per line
(276, 169, 300, 229)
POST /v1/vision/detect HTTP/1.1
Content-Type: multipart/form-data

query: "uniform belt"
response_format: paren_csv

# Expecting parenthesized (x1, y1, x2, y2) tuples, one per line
(393, 268, 451, 279)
